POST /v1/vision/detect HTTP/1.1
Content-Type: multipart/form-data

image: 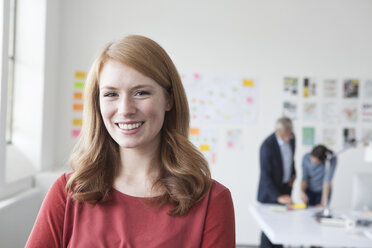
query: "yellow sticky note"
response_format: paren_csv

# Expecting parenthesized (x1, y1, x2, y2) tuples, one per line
(75, 71, 86, 79)
(190, 128, 200, 135)
(290, 203, 307, 209)
(243, 79, 254, 87)
(73, 119, 83, 126)
(200, 144, 210, 151)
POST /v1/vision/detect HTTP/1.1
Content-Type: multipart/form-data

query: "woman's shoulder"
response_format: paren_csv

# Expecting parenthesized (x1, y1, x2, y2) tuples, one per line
(208, 179, 232, 200)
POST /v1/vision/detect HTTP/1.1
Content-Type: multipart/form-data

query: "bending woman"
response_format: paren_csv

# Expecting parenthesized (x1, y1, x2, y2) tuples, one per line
(301, 145, 337, 207)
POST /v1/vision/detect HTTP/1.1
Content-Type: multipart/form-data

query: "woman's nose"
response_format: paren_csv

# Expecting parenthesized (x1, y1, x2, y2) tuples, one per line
(118, 96, 136, 116)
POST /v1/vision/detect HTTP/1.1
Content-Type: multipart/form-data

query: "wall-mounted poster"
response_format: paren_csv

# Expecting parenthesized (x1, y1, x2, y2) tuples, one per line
(361, 103, 372, 123)
(343, 127, 356, 147)
(322, 102, 339, 124)
(283, 77, 298, 97)
(322, 128, 337, 148)
(341, 103, 358, 123)
(303, 102, 317, 122)
(361, 128, 372, 143)
(225, 128, 244, 150)
(302, 127, 315, 146)
(189, 126, 218, 165)
(303, 77, 317, 98)
(283, 101, 297, 120)
(343, 79, 359, 98)
(323, 79, 337, 98)
(182, 73, 258, 124)
(364, 80, 372, 99)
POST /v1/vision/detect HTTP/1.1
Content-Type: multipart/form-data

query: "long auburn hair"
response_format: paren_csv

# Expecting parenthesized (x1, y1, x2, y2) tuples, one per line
(66, 35, 211, 216)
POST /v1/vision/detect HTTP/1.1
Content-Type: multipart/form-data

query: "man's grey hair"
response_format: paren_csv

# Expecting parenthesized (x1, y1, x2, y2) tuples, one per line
(275, 117, 293, 132)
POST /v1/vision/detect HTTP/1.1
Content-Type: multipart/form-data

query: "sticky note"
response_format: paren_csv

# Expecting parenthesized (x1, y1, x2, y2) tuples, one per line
(74, 82, 85, 90)
(211, 153, 216, 164)
(75, 71, 86, 79)
(74, 92, 83, 100)
(72, 129, 81, 138)
(190, 128, 200, 135)
(243, 79, 254, 87)
(200, 144, 210, 151)
(73, 119, 83, 126)
(73, 104, 83, 111)
(246, 97, 253, 103)
(290, 203, 307, 209)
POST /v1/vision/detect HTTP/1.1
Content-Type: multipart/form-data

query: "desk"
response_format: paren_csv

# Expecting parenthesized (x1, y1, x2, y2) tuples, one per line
(249, 204, 372, 247)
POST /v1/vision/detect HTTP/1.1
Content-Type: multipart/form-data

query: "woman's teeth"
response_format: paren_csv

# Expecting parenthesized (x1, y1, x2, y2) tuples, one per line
(117, 122, 142, 130)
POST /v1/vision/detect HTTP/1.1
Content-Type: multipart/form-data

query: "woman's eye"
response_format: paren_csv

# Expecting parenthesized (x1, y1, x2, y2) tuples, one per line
(103, 92, 118, 97)
(135, 91, 150, 96)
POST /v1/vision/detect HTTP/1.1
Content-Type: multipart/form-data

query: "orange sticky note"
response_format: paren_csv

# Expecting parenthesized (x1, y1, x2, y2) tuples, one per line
(75, 71, 86, 79)
(73, 104, 83, 111)
(243, 79, 254, 87)
(73, 119, 83, 126)
(190, 128, 200, 135)
(73, 92, 83, 100)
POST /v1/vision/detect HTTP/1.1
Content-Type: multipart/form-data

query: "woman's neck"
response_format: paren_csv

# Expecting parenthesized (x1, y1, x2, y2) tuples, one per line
(113, 147, 162, 197)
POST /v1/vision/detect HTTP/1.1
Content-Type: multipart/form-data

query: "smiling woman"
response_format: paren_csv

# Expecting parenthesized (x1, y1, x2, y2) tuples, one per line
(26, 35, 235, 248)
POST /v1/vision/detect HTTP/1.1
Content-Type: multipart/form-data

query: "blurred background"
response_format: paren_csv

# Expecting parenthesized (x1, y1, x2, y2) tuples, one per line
(1, 0, 372, 247)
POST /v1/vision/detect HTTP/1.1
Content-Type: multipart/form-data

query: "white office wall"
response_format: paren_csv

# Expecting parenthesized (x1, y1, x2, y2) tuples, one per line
(53, 0, 372, 245)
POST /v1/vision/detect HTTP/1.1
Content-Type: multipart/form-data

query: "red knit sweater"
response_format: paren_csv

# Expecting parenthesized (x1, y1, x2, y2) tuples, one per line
(26, 173, 235, 248)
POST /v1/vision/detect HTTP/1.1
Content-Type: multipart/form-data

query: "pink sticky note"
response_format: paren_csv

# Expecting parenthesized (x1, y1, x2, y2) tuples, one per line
(246, 97, 253, 103)
(227, 141, 233, 148)
(72, 129, 81, 138)
(194, 73, 200, 79)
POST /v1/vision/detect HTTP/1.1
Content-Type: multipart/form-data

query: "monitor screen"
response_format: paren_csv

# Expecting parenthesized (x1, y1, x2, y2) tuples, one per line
(352, 173, 372, 211)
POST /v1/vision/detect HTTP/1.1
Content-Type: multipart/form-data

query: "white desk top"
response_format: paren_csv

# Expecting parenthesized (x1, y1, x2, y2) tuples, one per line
(249, 204, 372, 248)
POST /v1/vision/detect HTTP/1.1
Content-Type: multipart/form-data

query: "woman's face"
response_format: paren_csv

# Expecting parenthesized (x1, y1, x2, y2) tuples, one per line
(99, 60, 171, 152)
(310, 155, 321, 165)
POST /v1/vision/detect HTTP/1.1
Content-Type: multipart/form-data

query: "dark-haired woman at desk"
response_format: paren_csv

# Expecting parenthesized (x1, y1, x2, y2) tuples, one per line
(301, 145, 337, 207)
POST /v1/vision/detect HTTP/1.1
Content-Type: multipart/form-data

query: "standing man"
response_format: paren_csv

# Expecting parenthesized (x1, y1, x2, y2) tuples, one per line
(257, 117, 296, 248)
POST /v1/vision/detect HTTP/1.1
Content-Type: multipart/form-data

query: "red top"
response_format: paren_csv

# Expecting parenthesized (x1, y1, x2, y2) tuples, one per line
(26, 173, 235, 248)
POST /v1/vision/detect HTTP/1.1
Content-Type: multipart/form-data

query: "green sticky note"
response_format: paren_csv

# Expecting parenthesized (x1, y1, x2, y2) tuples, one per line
(74, 82, 85, 90)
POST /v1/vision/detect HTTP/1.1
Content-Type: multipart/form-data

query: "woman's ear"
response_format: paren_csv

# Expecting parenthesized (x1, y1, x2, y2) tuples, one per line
(165, 90, 173, 111)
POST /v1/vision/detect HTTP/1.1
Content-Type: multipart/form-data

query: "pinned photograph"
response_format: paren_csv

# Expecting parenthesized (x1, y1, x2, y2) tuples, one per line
(322, 102, 339, 124)
(361, 103, 372, 123)
(283, 101, 297, 120)
(283, 77, 298, 97)
(341, 103, 358, 123)
(364, 80, 372, 99)
(302, 127, 315, 146)
(303, 102, 317, 122)
(343, 128, 356, 148)
(323, 79, 337, 98)
(343, 79, 359, 98)
(323, 128, 337, 148)
(303, 78, 317, 98)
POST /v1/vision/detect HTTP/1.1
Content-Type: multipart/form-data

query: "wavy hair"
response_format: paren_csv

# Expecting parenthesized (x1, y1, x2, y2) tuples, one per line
(66, 35, 211, 216)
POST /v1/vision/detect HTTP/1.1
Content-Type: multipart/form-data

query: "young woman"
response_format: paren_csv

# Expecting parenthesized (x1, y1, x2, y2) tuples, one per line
(26, 35, 235, 247)
(300, 145, 337, 207)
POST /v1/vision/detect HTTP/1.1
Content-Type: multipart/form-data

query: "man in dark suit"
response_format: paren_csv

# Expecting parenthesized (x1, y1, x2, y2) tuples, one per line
(257, 117, 296, 248)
